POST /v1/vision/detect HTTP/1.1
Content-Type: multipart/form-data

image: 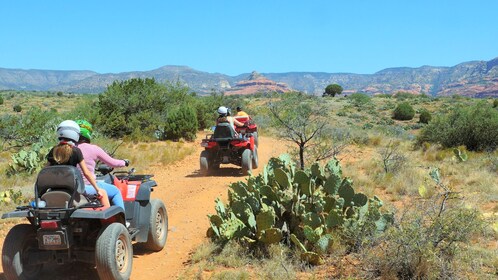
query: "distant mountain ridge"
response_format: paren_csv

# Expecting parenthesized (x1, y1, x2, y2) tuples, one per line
(0, 57, 497, 97)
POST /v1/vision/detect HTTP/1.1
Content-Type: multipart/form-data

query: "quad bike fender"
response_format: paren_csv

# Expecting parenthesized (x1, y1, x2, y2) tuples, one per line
(70, 205, 125, 220)
(1, 209, 32, 219)
(136, 180, 157, 201)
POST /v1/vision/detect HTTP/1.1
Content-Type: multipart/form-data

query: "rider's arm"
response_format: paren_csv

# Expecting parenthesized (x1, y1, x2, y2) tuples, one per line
(95, 145, 127, 168)
(232, 117, 244, 127)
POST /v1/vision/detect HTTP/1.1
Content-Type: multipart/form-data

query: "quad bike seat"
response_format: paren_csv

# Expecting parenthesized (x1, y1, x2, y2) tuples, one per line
(213, 122, 236, 142)
(35, 165, 89, 208)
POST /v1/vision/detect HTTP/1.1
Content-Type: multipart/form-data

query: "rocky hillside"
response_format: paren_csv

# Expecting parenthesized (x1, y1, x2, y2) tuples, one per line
(224, 71, 292, 95)
(0, 57, 497, 97)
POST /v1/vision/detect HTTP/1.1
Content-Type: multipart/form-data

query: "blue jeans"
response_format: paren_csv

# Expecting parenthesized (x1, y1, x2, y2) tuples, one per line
(85, 181, 125, 210)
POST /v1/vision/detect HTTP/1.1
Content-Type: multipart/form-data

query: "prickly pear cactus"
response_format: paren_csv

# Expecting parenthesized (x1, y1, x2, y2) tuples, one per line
(207, 154, 393, 265)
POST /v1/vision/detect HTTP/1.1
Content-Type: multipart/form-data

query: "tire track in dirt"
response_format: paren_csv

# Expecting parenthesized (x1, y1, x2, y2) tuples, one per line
(130, 134, 288, 279)
(0, 133, 289, 280)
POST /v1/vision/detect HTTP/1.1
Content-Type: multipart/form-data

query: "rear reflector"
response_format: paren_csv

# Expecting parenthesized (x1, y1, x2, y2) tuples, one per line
(40, 220, 59, 229)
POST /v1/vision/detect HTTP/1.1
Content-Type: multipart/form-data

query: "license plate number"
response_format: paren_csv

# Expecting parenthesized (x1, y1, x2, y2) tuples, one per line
(43, 234, 62, 246)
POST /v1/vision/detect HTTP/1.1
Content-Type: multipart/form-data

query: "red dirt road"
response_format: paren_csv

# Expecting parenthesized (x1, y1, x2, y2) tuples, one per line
(0, 134, 289, 279)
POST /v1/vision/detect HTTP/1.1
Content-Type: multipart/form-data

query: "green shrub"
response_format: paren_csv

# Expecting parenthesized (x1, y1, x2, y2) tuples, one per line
(0, 96, 3, 105)
(493, 98, 498, 108)
(362, 169, 487, 279)
(418, 108, 432, 124)
(348, 93, 371, 107)
(95, 78, 199, 141)
(417, 102, 498, 151)
(0, 107, 59, 145)
(158, 105, 198, 141)
(13, 104, 22, 112)
(392, 102, 415, 120)
(393, 91, 416, 100)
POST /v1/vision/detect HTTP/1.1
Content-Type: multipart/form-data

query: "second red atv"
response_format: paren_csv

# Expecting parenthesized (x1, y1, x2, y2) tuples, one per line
(200, 118, 258, 176)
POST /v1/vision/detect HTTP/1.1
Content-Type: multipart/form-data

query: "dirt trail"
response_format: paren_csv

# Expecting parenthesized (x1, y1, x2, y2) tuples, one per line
(0, 134, 289, 280)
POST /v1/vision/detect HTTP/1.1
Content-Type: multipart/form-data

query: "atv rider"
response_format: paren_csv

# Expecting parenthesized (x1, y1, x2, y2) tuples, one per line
(75, 119, 128, 211)
(46, 120, 110, 207)
(235, 106, 249, 117)
(216, 106, 245, 129)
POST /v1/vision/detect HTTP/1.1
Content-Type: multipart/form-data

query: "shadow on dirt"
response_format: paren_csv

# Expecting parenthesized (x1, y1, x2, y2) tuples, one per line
(0, 243, 157, 279)
(187, 167, 246, 178)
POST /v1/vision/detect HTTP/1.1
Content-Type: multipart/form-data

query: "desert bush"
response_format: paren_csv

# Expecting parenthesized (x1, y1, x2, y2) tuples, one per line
(0, 107, 60, 146)
(0, 188, 30, 205)
(207, 155, 393, 265)
(392, 102, 415, 120)
(348, 93, 371, 108)
(379, 140, 407, 174)
(417, 102, 498, 151)
(95, 78, 198, 141)
(393, 91, 417, 100)
(13, 104, 22, 112)
(157, 104, 197, 141)
(419, 108, 432, 124)
(362, 169, 488, 279)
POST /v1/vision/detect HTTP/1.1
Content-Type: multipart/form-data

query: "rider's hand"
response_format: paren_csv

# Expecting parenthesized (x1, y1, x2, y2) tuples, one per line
(124, 159, 130, 167)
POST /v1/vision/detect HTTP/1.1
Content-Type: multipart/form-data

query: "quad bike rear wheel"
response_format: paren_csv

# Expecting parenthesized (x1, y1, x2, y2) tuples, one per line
(253, 132, 259, 146)
(252, 145, 259, 169)
(2, 224, 42, 280)
(144, 199, 168, 251)
(96, 223, 133, 280)
(200, 150, 210, 176)
(241, 149, 253, 175)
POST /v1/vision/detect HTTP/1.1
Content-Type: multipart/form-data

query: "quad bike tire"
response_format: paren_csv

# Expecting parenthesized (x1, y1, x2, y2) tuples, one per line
(144, 199, 168, 251)
(253, 132, 259, 147)
(96, 223, 133, 280)
(241, 148, 253, 175)
(252, 145, 259, 169)
(2, 224, 42, 280)
(200, 150, 210, 176)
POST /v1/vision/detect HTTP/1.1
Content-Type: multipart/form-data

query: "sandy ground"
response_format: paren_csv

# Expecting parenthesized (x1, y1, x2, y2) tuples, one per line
(0, 134, 289, 279)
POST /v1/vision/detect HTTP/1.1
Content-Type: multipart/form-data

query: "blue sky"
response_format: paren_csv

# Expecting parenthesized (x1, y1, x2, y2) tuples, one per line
(1, 1, 497, 76)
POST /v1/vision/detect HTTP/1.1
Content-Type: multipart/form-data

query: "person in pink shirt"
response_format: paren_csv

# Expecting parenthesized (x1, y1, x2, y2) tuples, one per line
(75, 120, 129, 210)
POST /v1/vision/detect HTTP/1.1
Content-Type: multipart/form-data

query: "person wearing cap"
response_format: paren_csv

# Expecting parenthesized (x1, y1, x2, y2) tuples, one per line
(235, 106, 248, 117)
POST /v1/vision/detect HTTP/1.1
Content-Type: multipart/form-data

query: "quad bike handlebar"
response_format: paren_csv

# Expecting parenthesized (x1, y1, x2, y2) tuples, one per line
(96, 164, 153, 182)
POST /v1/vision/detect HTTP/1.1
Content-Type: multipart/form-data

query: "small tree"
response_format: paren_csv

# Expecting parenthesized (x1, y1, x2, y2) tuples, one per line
(269, 92, 330, 169)
(13, 104, 22, 112)
(323, 84, 343, 97)
(393, 102, 415, 120)
(0, 96, 4, 105)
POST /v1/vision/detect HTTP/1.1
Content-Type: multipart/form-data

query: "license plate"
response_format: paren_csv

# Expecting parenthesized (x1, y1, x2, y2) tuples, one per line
(43, 234, 62, 246)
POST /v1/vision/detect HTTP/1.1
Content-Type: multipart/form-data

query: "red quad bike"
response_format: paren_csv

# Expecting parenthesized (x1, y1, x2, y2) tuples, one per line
(200, 116, 259, 176)
(1, 165, 168, 280)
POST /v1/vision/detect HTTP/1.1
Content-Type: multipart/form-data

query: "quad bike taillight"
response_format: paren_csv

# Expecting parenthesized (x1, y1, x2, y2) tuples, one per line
(40, 220, 60, 229)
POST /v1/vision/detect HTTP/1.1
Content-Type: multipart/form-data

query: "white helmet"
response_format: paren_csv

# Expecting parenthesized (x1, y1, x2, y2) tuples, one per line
(217, 106, 228, 115)
(56, 120, 80, 142)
